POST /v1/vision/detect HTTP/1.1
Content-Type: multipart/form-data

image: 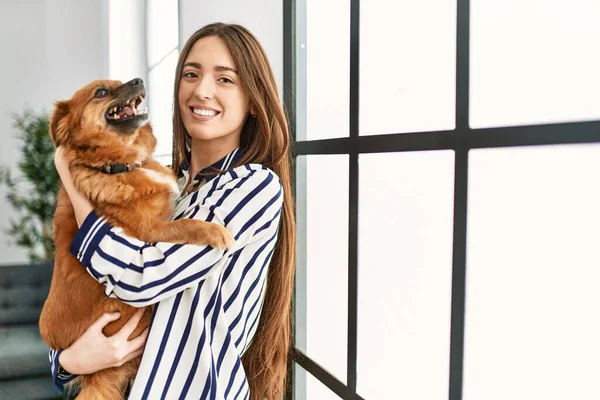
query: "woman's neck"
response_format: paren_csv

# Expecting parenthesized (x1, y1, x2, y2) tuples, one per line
(189, 137, 240, 179)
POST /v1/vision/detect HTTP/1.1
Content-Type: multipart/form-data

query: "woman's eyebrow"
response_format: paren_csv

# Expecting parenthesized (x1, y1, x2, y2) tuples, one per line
(183, 62, 238, 74)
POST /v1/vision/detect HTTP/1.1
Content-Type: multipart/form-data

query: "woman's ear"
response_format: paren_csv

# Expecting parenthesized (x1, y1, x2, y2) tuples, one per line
(49, 101, 71, 147)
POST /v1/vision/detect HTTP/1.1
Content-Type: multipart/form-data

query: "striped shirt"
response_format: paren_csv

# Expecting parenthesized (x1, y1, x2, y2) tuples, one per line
(49, 148, 283, 399)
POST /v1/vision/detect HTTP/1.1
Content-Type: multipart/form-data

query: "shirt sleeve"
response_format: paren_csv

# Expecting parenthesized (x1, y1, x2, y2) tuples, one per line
(49, 348, 78, 392)
(69, 166, 283, 307)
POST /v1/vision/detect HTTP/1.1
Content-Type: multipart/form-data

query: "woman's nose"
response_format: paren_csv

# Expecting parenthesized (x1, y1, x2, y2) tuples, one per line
(194, 76, 215, 100)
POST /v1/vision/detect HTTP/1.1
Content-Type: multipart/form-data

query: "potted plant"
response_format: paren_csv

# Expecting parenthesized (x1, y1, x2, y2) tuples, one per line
(0, 109, 59, 262)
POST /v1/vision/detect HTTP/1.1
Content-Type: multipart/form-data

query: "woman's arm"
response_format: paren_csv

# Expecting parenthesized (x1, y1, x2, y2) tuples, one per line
(54, 148, 284, 307)
(54, 146, 93, 227)
(48, 310, 148, 391)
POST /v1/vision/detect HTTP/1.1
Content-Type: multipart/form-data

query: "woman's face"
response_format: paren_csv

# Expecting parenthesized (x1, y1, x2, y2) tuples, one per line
(178, 35, 251, 147)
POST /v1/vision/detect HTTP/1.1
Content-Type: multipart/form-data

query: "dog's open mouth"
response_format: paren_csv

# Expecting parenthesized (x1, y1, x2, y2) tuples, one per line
(106, 94, 148, 122)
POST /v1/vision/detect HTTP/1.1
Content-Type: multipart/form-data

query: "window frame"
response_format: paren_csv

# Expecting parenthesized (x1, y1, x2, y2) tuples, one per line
(283, 0, 600, 399)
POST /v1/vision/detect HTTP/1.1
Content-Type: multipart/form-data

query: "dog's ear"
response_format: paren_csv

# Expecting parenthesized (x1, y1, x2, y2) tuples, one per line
(49, 101, 71, 147)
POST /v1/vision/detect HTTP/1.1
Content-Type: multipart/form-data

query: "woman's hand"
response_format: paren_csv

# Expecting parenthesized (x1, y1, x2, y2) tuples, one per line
(54, 146, 75, 191)
(54, 146, 71, 178)
(58, 309, 149, 375)
(54, 146, 93, 226)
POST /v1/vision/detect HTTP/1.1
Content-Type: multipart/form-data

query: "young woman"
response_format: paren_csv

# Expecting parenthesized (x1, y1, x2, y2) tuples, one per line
(50, 22, 295, 400)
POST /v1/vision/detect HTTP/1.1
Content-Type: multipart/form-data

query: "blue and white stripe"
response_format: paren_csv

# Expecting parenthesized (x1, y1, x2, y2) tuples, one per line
(49, 348, 77, 391)
(51, 148, 283, 399)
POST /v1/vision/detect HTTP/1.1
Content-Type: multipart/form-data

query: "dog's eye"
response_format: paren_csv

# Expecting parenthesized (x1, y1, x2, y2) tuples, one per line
(94, 88, 109, 98)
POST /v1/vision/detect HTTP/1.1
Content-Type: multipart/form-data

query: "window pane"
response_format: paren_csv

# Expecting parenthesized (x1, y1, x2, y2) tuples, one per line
(147, 0, 179, 67)
(148, 49, 178, 159)
(295, 155, 348, 383)
(470, 0, 600, 128)
(357, 151, 455, 399)
(299, 0, 350, 140)
(295, 364, 342, 400)
(108, 0, 145, 81)
(465, 144, 600, 400)
(360, 0, 456, 135)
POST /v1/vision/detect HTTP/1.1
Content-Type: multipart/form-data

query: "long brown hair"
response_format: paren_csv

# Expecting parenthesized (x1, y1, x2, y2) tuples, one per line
(172, 23, 296, 399)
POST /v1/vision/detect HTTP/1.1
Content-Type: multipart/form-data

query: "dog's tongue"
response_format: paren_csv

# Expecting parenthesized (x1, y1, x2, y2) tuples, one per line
(119, 107, 134, 118)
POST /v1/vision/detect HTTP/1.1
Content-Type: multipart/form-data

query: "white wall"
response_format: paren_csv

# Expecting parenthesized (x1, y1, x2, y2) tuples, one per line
(0, 0, 108, 265)
(179, 0, 283, 99)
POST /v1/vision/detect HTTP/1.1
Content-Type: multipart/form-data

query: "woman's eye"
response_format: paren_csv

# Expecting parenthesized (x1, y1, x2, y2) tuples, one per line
(94, 88, 109, 98)
(218, 77, 233, 84)
(183, 71, 198, 78)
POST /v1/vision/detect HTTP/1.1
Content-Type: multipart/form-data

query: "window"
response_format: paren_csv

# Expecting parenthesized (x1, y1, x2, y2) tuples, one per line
(147, 0, 179, 165)
(108, 0, 179, 165)
(286, 0, 600, 399)
(108, 0, 146, 83)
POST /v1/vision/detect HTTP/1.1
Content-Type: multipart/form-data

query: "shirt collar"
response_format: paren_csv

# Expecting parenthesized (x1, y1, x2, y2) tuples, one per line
(180, 147, 244, 184)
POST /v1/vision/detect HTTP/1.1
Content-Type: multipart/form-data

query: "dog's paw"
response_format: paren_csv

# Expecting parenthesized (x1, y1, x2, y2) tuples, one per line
(206, 224, 234, 249)
(210, 224, 235, 249)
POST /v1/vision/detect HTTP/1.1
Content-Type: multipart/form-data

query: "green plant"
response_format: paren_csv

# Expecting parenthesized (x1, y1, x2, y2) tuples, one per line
(0, 109, 59, 262)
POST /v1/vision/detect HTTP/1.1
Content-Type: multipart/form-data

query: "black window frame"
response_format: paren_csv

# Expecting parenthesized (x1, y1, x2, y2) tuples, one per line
(282, 0, 600, 399)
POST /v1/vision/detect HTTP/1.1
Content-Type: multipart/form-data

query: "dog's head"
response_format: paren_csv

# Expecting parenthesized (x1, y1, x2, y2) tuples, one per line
(49, 78, 155, 153)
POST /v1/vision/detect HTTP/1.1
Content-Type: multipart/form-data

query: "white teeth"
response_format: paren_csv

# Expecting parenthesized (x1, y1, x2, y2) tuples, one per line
(107, 96, 147, 119)
(193, 108, 217, 117)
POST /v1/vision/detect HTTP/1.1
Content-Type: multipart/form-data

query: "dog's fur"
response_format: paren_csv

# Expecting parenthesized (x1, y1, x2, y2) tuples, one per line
(39, 79, 232, 399)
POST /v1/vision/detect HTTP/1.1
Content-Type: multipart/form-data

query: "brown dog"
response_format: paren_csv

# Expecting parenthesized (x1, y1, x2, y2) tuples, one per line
(39, 78, 232, 399)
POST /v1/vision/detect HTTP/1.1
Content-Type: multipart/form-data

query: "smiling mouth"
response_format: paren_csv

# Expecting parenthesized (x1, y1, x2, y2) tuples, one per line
(190, 107, 220, 117)
(106, 94, 148, 121)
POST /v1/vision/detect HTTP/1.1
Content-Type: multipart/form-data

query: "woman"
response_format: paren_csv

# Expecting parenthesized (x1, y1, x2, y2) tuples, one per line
(50, 22, 295, 400)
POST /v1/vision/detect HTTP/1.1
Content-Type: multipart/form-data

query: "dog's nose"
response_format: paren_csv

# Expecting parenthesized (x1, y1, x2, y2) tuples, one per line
(126, 78, 144, 87)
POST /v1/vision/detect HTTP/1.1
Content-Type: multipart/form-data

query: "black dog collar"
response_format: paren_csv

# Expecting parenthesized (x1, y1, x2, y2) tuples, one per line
(92, 162, 143, 174)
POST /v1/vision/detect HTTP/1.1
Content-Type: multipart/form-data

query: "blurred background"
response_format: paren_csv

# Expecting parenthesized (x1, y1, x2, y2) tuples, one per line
(0, 0, 281, 398)
(1, 0, 600, 400)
